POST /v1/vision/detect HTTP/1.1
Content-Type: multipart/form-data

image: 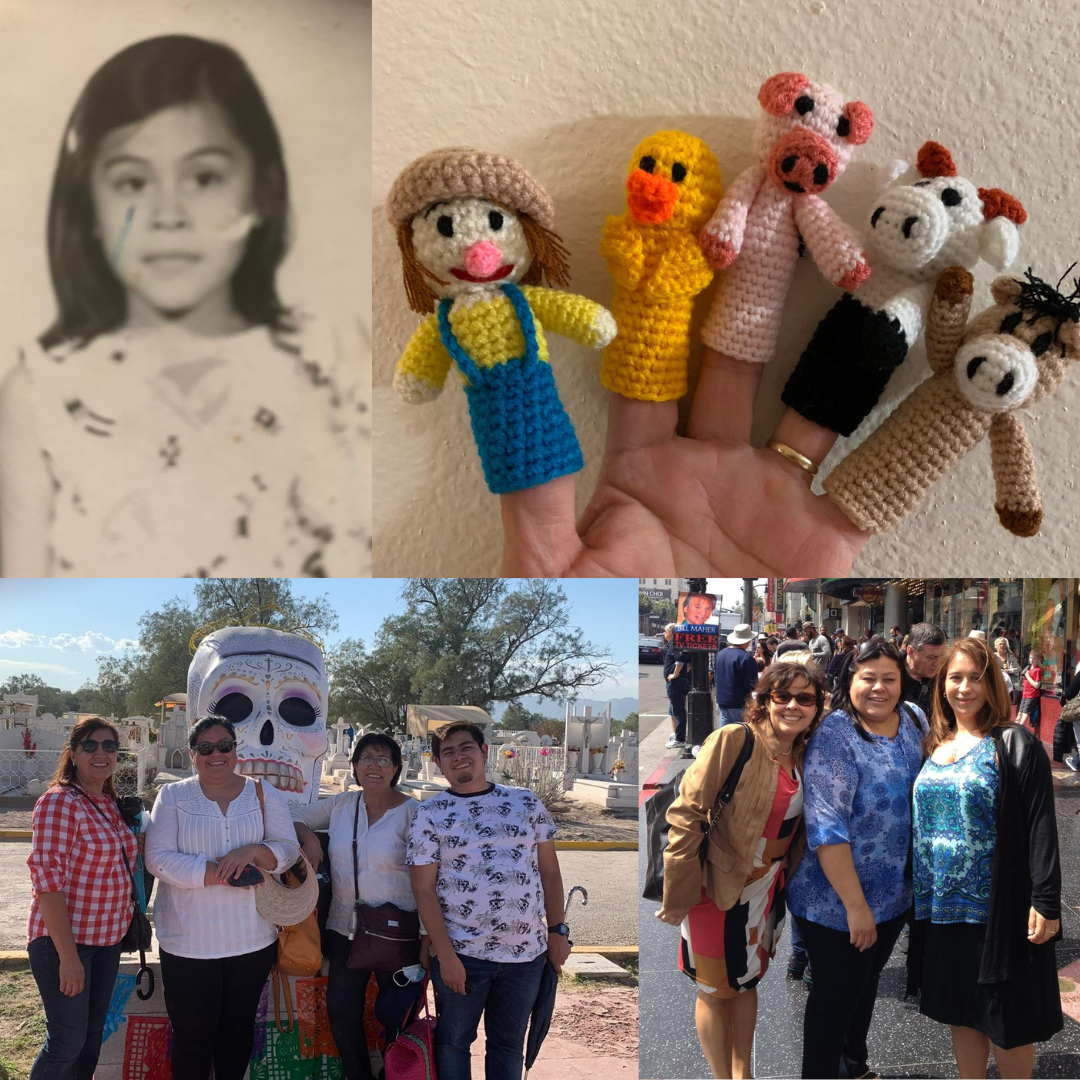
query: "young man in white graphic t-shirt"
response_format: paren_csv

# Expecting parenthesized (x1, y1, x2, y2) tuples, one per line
(407, 722, 571, 1080)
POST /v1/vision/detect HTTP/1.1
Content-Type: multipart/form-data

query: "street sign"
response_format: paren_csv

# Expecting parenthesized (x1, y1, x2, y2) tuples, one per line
(640, 588, 670, 600)
(673, 623, 719, 651)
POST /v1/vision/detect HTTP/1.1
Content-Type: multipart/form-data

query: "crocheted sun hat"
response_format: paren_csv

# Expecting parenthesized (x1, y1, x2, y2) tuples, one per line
(386, 147, 556, 230)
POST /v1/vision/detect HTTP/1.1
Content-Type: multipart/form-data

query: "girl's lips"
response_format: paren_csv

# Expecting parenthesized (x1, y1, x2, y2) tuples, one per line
(450, 264, 514, 283)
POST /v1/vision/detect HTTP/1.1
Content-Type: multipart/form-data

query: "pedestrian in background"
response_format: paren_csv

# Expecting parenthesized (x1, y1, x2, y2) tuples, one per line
(664, 623, 692, 750)
(807, 625, 832, 671)
(714, 624, 758, 727)
(656, 663, 828, 1080)
(902, 623, 948, 716)
(26, 718, 136, 1080)
(910, 637, 1062, 1079)
(1018, 650, 1043, 734)
(787, 641, 928, 1080)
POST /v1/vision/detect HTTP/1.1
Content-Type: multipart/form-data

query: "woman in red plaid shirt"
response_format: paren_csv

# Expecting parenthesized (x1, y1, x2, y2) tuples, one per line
(26, 717, 137, 1080)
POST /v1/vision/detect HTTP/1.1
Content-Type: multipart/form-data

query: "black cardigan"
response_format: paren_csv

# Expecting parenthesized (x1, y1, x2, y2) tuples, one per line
(907, 723, 1061, 992)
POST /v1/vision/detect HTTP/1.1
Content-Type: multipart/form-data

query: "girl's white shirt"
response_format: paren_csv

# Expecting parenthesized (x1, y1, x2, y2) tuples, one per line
(145, 774, 300, 959)
(291, 790, 419, 938)
(22, 317, 369, 576)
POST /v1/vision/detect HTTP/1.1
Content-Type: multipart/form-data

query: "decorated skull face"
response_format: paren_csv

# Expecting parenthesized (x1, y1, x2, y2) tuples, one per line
(188, 626, 328, 804)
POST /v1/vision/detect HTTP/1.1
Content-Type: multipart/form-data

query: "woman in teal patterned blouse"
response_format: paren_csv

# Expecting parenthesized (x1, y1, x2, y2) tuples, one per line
(912, 637, 1062, 1080)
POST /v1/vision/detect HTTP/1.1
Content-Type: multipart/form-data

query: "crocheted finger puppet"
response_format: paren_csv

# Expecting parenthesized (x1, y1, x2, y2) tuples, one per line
(388, 147, 617, 495)
(824, 265, 1080, 537)
(782, 141, 1027, 435)
(699, 71, 874, 365)
(599, 131, 722, 401)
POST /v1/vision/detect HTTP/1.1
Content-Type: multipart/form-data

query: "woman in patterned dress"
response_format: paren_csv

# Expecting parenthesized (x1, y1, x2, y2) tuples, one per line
(911, 636, 1062, 1079)
(657, 662, 828, 1079)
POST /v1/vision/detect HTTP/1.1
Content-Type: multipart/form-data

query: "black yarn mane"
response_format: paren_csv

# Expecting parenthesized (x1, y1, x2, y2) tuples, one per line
(1017, 266, 1080, 330)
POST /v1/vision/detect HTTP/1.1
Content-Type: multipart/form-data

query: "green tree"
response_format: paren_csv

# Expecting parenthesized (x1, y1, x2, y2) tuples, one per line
(327, 579, 618, 728)
(0, 674, 80, 717)
(499, 701, 548, 732)
(86, 580, 340, 717)
(622, 711, 639, 732)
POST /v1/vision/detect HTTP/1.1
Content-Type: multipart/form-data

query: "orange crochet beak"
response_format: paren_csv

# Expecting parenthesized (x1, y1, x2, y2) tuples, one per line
(627, 169, 679, 224)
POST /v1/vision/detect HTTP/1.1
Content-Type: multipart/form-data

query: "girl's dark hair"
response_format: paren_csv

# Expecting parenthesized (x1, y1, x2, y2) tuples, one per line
(742, 662, 829, 767)
(351, 733, 403, 787)
(188, 715, 237, 747)
(41, 34, 291, 349)
(832, 640, 912, 742)
(51, 717, 121, 797)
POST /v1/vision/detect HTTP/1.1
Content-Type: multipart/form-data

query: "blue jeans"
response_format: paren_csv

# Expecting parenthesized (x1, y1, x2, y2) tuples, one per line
(28, 935, 122, 1080)
(717, 707, 744, 728)
(431, 951, 546, 1080)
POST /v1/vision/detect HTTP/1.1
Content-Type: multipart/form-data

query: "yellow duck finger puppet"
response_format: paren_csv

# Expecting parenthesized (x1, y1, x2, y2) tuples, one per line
(388, 147, 617, 495)
(599, 132, 722, 401)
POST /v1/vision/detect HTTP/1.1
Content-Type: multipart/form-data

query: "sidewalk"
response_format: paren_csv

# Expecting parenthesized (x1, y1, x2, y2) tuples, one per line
(639, 744, 1080, 1078)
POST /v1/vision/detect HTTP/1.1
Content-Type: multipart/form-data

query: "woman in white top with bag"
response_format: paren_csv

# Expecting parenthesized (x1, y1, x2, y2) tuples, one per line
(292, 733, 426, 1080)
(145, 716, 299, 1080)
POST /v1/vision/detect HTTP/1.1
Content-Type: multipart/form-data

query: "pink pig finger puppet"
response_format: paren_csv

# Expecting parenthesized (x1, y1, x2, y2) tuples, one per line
(782, 140, 1026, 436)
(700, 71, 874, 365)
(824, 265, 1080, 538)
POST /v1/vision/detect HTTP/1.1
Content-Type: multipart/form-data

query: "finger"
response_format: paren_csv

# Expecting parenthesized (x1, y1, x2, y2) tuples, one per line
(1028, 907, 1037, 937)
(767, 407, 840, 486)
(499, 475, 581, 576)
(687, 347, 763, 444)
(603, 393, 678, 456)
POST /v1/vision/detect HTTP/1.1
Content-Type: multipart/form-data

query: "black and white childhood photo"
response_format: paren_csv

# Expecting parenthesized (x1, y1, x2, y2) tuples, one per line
(0, 0, 371, 578)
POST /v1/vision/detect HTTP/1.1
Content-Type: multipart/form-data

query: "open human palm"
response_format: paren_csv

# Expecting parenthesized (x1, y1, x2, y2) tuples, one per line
(500, 349, 869, 575)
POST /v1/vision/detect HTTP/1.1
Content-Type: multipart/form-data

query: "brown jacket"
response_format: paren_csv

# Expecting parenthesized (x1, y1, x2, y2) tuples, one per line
(663, 723, 805, 913)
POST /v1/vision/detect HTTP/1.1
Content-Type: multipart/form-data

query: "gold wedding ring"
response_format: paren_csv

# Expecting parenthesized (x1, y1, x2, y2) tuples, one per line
(766, 439, 819, 476)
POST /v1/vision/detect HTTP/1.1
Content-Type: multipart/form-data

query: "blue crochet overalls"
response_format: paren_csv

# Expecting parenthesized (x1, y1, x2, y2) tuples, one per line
(437, 283, 584, 494)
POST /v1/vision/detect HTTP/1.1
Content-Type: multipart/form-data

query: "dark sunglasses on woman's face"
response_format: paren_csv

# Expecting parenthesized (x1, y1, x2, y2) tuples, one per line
(193, 739, 237, 757)
(768, 690, 818, 707)
(79, 739, 119, 754)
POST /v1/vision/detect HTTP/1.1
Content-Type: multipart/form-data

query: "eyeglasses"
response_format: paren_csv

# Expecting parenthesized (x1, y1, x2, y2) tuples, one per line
(768, 690, 818, 707)
(357, 755, 393, 768)
(79, 739, 119, 754)
(193, 739, 237, 756)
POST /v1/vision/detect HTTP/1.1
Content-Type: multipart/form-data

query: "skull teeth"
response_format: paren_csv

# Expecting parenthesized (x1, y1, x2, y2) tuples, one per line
(236, 758, 303, 793)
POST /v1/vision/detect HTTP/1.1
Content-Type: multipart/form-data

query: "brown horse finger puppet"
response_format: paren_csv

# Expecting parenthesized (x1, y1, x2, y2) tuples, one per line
(823, 265, 1080, 537)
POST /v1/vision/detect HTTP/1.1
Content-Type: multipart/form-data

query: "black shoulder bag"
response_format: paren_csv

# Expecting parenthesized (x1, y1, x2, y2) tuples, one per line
(642, 723, 755, 902)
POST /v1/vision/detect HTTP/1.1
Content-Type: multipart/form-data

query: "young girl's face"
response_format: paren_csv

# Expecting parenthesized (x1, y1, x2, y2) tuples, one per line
(90, 101, 259, 331)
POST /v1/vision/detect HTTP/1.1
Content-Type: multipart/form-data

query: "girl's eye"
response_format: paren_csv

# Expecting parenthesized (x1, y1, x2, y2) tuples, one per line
(194, 170, 223, 188)
(114, 176, 147, 194)
(488, 210, 503, 230)
(437, 215, 454, 238)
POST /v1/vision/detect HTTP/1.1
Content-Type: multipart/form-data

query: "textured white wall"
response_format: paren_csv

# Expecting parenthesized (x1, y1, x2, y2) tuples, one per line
(374, 0, 1080, 576)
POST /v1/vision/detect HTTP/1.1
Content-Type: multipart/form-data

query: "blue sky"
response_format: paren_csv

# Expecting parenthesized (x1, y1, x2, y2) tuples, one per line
(0, 579, 639, 700)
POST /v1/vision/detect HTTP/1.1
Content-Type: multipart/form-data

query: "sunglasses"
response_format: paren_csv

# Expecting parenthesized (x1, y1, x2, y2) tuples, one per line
(193, 739, 237, 757)
(768, 690, 818, 707)
(79, 739, 119, 754)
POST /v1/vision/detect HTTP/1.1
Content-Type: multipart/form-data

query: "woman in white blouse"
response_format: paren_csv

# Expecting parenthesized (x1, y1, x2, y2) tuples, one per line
(145, 717, 299, 1080)
(292, 733, 426, 1080)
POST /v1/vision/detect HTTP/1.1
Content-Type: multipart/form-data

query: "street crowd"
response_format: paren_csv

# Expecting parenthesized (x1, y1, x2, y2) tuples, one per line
(652, 599, 1067, 1080)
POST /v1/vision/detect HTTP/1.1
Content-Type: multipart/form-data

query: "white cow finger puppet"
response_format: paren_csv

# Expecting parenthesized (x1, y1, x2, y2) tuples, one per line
(783, 140, 1026, 435)
(188, 626, 328, 805)
(699, 71, 874, 365)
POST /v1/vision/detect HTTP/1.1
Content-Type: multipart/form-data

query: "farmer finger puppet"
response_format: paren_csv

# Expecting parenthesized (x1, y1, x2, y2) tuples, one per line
(783, 141, 1026, 435)
(700, 71, 874, 365)
(599, 131, 722, 401)
(824, 265, 1080, 538)
(388, 148, 617, 495)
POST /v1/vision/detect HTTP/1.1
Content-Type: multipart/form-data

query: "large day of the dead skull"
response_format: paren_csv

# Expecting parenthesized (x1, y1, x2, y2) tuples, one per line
(187, 626, 328, 804)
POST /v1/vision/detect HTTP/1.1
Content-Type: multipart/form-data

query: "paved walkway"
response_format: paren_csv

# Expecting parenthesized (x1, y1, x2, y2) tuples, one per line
(639, 735, 1080, 1079)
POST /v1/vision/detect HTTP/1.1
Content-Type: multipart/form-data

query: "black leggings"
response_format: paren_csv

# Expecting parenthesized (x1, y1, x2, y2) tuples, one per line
(796, 911, 908, 1079)
(159, 941, 277, 1080)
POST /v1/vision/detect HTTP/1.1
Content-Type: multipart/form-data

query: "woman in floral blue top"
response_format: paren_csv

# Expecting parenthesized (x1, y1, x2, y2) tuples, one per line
(787, 640, 927, 1080)
(911, 637, 1061, 1080)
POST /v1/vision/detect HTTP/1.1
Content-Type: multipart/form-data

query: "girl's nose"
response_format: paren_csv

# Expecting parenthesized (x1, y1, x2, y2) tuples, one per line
(463, 240, 502, 278)
(150, 185, 189, 229)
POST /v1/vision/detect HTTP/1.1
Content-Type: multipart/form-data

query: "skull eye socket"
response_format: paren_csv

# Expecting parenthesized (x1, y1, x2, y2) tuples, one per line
(279, 696, 318, 727)
(212, 692, 253, 724)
